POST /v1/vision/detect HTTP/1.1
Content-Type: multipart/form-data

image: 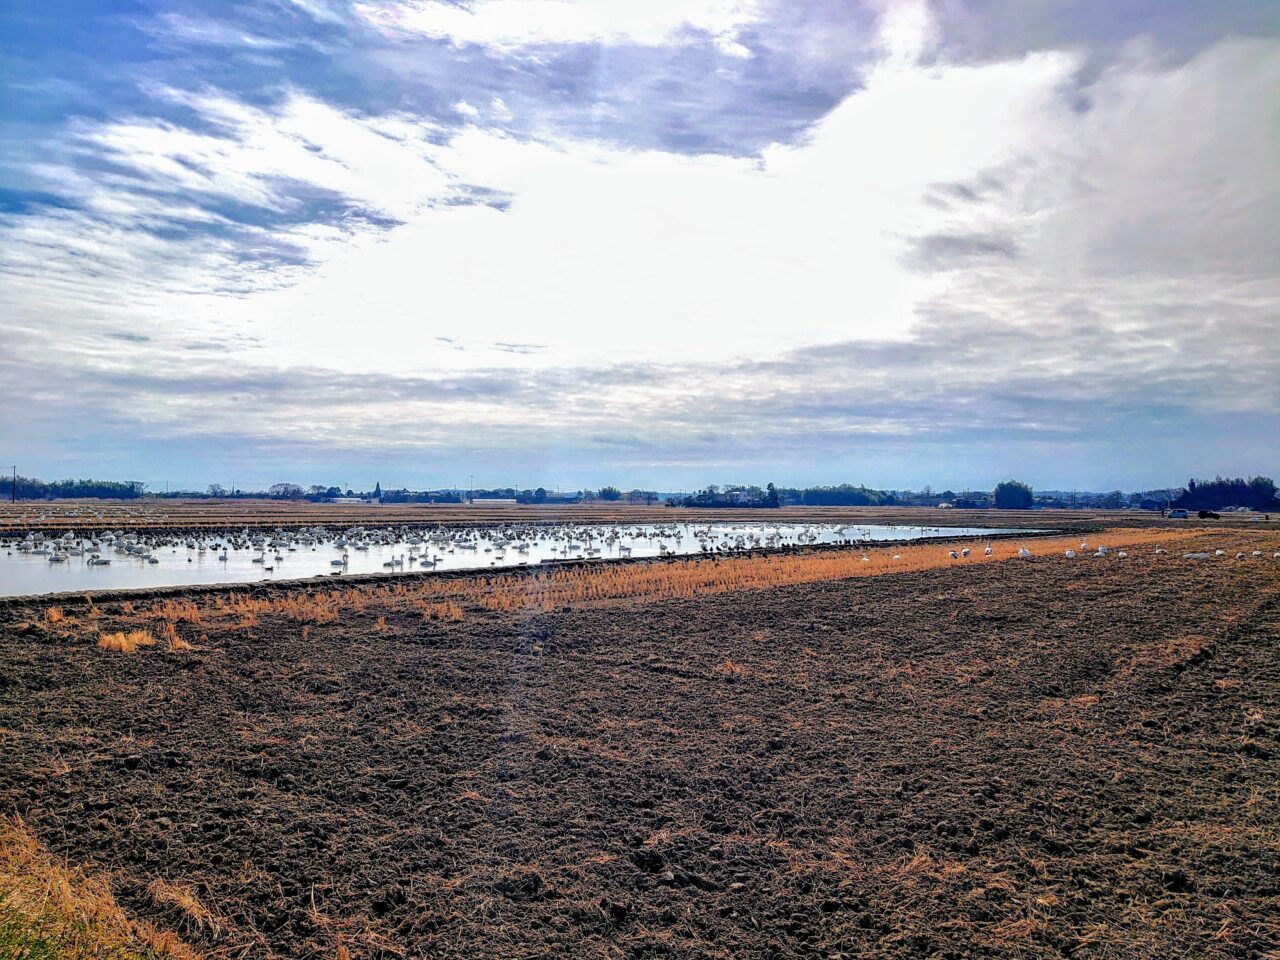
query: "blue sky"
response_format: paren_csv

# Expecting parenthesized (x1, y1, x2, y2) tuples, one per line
(1, 0, 1277, 492)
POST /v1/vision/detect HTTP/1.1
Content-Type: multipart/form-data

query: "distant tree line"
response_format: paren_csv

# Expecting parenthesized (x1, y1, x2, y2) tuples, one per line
(1175, 476, 1277, 512)
(9, 473, 1277, 513)
(775, 484, 896, 507)
(8, 476, 145, 500)
(673, 483, 782, 508)
(993, 480, 1035, 509)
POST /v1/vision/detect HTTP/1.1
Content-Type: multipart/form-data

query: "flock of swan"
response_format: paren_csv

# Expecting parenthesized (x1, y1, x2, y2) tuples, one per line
(3, 524, 1276, 592)
(3, 522, 969, 576)
(1012, 539, 1279, 561)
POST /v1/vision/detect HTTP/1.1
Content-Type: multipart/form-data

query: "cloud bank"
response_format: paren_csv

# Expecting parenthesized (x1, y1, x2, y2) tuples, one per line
(0, 0, 1276, 489)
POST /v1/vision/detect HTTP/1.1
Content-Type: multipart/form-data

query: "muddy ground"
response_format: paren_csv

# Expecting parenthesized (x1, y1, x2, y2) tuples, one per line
(2, 535, 1279, 958)
(6, 498, 1274, 535)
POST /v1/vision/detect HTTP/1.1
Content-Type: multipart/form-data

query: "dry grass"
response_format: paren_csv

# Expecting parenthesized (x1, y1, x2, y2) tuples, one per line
(715, 657, 748, 678)
(98, 630, 157, 654)
(0, 815, 200, 959)
(44, 607, 65, 625)
(459, 528, 1194, 614)
(148, 601, 201, 625)
(158, 621, 194, 652)
(146, 880, 222, 940)
(1161, 634, 1216, 669)
(421, 601, 464, 622)
(89, 528, 1213, 654)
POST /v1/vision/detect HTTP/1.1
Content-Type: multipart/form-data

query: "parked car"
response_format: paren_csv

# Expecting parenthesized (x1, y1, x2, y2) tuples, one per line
(1169, 509, 1189, 519)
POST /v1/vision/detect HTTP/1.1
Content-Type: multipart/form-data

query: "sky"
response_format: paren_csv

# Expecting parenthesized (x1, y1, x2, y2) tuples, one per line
(1, 0, 1277, 493)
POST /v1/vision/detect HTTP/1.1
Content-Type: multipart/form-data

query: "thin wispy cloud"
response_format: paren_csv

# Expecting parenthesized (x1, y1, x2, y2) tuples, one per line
(353, 0, 765, 55)
(0, 0, 1276, 489)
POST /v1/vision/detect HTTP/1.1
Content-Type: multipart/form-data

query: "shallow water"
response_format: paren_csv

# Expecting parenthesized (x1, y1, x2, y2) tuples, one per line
(0, 522, 1035, 597)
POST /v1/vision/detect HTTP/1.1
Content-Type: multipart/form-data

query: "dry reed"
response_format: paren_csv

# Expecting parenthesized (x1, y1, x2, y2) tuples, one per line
(102, 528, 1200, 638)
(98, 630, 157, 654)
(0, 815, 201, 959)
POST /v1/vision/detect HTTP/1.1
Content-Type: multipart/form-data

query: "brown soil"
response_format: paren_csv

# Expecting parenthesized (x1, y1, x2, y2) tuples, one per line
(2, 532, 1279, 958)
(5, 498, 1274, 535)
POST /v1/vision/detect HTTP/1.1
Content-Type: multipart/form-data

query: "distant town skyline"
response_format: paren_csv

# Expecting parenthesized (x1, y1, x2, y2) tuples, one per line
(2, 1, 1277, 487)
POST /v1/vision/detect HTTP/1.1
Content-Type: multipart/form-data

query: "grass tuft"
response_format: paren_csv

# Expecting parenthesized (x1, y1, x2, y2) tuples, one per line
(146, 880, 221, 940)
(0, 815, 201, 959)
(98, 630, 157, 654)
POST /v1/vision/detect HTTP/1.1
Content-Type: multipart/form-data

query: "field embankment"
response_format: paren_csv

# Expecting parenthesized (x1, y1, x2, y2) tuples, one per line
(5, 498, 1273, 536)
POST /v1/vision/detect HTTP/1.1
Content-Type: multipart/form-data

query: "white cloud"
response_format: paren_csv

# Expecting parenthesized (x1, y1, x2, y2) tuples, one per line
(2, 3, 1277, 483)
(352, 0, 765, 52)
(284, 0, 349, 25)
(79, 88, 451, 219)
(143, 12, 296, 49)
(209, 7, 1089, 374)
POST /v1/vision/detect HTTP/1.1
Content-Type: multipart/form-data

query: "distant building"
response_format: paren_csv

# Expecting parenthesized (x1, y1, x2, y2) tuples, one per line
(898, 496, 949, 507)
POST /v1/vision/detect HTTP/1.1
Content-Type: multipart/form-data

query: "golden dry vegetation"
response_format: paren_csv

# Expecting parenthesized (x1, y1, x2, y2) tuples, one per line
(0, 816, 199, 960)
(97, 630, 157, 654)
(31, 527, 1223, 657)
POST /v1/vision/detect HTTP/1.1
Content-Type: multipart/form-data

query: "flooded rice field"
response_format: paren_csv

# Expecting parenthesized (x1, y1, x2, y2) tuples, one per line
(0, 521, 1035, 597)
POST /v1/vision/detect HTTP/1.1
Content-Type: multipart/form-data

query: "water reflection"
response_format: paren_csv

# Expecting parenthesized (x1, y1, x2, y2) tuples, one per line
(1, 522, 1037, 597)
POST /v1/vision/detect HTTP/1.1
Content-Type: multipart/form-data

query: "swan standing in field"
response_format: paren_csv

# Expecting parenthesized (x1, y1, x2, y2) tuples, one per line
(984, 544, 993, 557)
(961, 547, 971, 558)
(1064, 549, 1076, 558)
(1018, 547, 1032, 559)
